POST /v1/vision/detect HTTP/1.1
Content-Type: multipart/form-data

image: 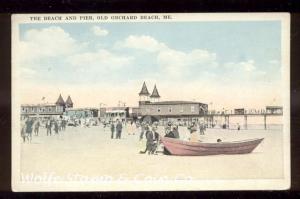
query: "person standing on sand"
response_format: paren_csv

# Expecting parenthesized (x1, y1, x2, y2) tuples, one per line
(140, 126, 158, 155)
(34, 119, 40, 136)
(46, 118, 52, 136)
(199, 122, 205, 135)
(116, 119, 123, 139)
(110, 121, 115, 139)
(127, 120, 132, 135)
(25, 118, 33, 142)
(131, 121, 136, 135)
(62, 119, 66, 131)
(139, 122, 146, 140)
(54, 120, 59, 134)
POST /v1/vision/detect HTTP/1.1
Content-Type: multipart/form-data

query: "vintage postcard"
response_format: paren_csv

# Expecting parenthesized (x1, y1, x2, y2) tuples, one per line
(11, 13, 290, 191)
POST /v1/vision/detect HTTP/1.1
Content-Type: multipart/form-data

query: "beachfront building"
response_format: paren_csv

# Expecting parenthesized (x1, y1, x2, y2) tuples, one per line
(98, 82, 207, 123)
(136, 82, 208, 123)
(139, 101, 208, 117)
(65, 108, 99, 119)
(21, 103, 64, 120)
(20, 94, 70, 119)
(99, 107, 129, 122)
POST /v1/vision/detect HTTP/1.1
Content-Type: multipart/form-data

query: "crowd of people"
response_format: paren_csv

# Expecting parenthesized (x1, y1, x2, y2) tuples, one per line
(101, 118, 209, 155)
(20, 117, 67, 143)
(21, 116, 208, 156)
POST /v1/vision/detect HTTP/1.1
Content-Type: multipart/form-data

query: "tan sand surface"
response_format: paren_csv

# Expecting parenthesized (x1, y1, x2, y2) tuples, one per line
(20, 124, 284, 182)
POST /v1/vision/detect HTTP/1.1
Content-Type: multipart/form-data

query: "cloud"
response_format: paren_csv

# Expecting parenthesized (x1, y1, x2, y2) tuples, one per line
(224, 60, 256, 72)
(116, 34, 269, 81)
(115, 35, 168, 52)
(116, 35, 218, 77)
(91, 26, 109, 36)
(23, 26, 80, 58)
(157, 48, 218, 77)
(18, 26, 85, 68)
(66, 49, 134, 72)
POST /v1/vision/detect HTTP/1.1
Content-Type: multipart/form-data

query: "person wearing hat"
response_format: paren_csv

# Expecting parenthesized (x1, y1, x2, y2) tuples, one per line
(116, 119, 123, 139)
(199, 122, 204, 135)
(140, 125, 155, 155)
(172, 126, 180, 139)
(110, 121, 115, 139)
(164, 121, 172, 134)
(46, 118, 52, 136)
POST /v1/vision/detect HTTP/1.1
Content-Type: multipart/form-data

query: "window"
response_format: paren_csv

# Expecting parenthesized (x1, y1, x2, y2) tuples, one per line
(157, 108, 161, 112)
(191, 106, 195, 112)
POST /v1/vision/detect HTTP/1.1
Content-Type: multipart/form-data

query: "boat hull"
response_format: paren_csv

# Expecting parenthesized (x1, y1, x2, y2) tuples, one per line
(161, 137, 264, 156)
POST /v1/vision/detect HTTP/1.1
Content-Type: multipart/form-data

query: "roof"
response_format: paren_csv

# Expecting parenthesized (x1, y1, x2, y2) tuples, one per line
(150, 84, 160, 98)
(266, 106, 283, 109)
(148, 101, 206, 105)
(66, 95, 73, 105)
(55, 94, 65, 106)
(139, 82, 150, 96)
(21, 103, 58, 107)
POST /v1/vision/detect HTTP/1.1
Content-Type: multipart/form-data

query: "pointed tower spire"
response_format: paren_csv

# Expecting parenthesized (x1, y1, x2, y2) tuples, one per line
(139, 81, 150, 96)
(150, 84, 160, 98)
(55, 94, 65, 106)
(65, 95, 73, 108)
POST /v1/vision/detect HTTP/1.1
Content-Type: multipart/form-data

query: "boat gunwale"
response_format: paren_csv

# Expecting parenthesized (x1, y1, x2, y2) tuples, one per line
(161, 137, 264, 156)
(162, 137, 264, 148)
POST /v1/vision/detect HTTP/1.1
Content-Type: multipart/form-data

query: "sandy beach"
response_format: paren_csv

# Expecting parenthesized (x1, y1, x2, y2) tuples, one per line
(19, 124, 284, 182)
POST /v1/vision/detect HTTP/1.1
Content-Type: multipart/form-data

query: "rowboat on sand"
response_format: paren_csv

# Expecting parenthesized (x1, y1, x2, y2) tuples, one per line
(161, 137, 264, 156)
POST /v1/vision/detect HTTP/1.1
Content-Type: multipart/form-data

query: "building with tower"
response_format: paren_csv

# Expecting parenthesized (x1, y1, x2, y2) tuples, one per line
(20, 94, 72, 119)
(100, 82, 208, 122)
(138, 81, 150, 105)
(150, 84, 160, 102)
(56, 94, 65, 105)
(134, 82, 208, 122)
(65, 95, 74, 108)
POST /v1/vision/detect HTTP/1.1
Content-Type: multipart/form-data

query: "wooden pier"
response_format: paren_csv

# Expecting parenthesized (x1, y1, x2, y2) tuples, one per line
(204, 112, 283, 130)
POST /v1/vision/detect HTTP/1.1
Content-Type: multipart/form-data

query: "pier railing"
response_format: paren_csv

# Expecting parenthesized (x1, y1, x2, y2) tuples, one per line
(203, 109, 283, 130)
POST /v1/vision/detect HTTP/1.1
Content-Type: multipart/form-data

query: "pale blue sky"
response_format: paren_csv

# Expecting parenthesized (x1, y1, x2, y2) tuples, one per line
(19, 21, 281, 83)
(18, 21, 283, 108)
